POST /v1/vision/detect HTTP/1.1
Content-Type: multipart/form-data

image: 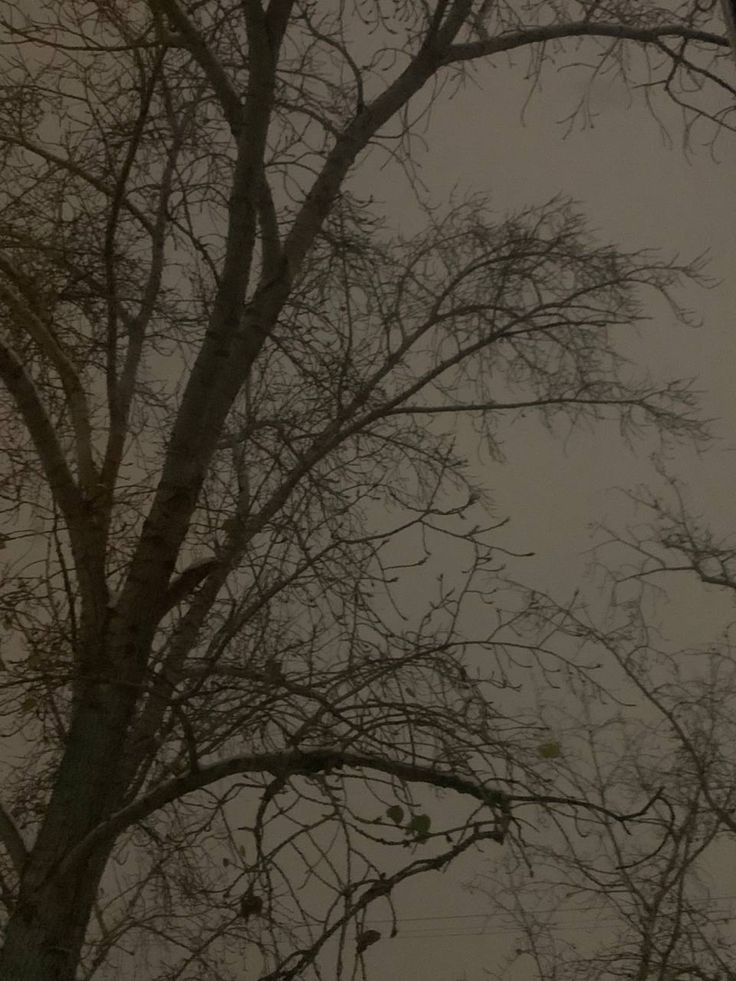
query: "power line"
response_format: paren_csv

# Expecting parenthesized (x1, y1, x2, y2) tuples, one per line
(362, 895, 736, 939)
(373, 914, 736, 941)
(366, 893, 736, 926)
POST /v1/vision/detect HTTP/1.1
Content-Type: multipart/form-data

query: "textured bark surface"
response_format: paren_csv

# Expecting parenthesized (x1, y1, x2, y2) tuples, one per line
(0, 686, 132, 980)
(0, 854, 107, 981)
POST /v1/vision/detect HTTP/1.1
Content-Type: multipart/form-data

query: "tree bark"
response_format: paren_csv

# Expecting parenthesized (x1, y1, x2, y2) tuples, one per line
(0, 848, 109, 981)
(0, 681, 136, 981)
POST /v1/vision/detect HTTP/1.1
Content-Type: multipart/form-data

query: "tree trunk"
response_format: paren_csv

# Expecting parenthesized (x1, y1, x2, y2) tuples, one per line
(0, 849, 109, 981)
(0, 679, 138, 980)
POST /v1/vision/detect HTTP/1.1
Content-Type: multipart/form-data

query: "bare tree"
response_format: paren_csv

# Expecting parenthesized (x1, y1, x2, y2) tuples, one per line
(468, 470, 736, 981)
(0, 2, 731, 979)
(470, 678, 736, 981)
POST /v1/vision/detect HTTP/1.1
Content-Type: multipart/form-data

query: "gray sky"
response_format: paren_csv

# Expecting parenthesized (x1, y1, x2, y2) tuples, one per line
(349, 48, 736, 981)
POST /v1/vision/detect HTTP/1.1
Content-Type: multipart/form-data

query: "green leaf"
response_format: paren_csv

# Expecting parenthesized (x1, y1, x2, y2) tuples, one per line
(538, 740, 562, 759)
(406, 813, 431, 839)
(386, 804, 404, 825)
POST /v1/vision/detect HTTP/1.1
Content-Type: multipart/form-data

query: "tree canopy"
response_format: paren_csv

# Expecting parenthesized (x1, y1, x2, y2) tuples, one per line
(0, 2, 734, 979)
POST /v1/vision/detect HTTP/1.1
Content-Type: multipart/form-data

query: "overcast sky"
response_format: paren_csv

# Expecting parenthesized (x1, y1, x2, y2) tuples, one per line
(347, 45, 736, 981)
(9, 8, 736, 980)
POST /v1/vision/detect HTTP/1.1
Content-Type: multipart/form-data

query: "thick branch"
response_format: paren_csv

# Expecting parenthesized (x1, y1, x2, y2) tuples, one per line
(0, 802, 27, 877)
(102, 54, 163, 426)
(61, 745, 660, 882)
(385, 395, 665, 415)
(59, 749, 510, 875)
(382, 392, 698, 432)
(719, 0, 736, 66)
(282, 7, 476, 277)
(0, 263, 97, 492)
(114, 0, 287, 664)
(148, 0, 244, 133)
(444, 20, 727, 65)
(100, 114, 182, 498)
(0, 336, 83, 525)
